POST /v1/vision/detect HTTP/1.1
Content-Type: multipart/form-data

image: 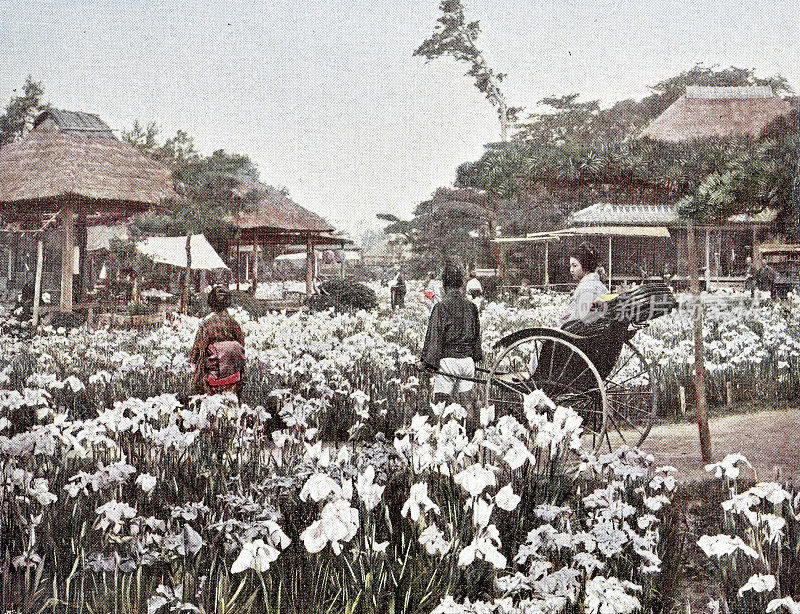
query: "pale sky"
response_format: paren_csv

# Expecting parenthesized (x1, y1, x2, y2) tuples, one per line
(2, 0, 798, 235)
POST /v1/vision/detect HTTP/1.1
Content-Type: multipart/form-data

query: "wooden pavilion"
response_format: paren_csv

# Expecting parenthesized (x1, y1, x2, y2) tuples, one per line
(0, 112, 175, 315)
(228, 183, 347, 295)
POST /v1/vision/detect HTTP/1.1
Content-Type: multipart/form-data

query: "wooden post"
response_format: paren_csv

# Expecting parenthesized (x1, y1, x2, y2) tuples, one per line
(180, 235, 192, 314)
(679, 385, 686, 417)
(32, 238, 44, 326)
(251, 235, 259, 295)
(305, 232, 314, 296)
(10, 232, 18, 288)
(704, 227, 711, 290)
(59, 205, 76, 312)
(498, 245, 507, 290)
(607, 235, 612, 289)
(726, 380, 733, 408)
(236, 239, 241, 292)
(752, 227, 760, 265)
(76, 210, 88, 303)
(687, 224, 713, 462)
(544, 241, 550, 289)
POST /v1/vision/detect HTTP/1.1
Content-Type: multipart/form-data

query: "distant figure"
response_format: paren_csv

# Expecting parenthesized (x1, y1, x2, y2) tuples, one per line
(744, 257, 756, 297)
(465, 271, 482, 298)
(554, 243, 609, 330)
(423, 271, 443, 311)
(421, 264, 483, 419)
(190, 285, 246, 399)
(465, 271, 483, 310)
(390, 271, 406, 309)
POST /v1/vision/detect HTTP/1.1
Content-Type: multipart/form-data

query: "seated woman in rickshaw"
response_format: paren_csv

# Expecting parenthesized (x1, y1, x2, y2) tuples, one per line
(554, 243, 609, 332)
(530, 243, 618, 391)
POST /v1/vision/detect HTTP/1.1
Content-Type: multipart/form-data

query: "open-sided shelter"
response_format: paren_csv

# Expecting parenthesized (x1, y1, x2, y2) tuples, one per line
(0, 109, 175, 313)
(228, 183, 347, 295)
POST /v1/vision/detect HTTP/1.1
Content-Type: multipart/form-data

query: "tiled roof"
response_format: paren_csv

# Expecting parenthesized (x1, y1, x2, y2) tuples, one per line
(569, 203, 680, 225)
(33, 109, 115, 138)
(685, 86, 776, 99)
(641, 87, 791, 142)
(568, 202, 777, 226)
(0, 130, 175, 206)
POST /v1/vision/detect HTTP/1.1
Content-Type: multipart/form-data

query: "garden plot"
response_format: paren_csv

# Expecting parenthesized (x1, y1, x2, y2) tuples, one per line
(1, 291, 799, 612)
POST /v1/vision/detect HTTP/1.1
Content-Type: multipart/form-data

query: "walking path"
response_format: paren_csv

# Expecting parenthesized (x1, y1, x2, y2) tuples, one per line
(638, 408, 800, 484)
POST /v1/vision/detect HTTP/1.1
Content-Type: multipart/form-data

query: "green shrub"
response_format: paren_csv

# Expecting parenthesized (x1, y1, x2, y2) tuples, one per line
(309, 278, 377, 312)
(48, 311, 86, 329)
(124, 300, 157, 316)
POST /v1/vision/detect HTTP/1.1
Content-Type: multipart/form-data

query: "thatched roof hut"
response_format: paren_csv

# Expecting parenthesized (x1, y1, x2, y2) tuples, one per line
(641, 86, 792, 142)
(228, 183, 343, 295)
(231, 183, 334, 235)
(0, 117, 175, 312)
(0, 129, 173, 212)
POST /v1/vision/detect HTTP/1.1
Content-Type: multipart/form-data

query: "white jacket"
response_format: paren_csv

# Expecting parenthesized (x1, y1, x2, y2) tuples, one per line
(554, 272, 609, 328)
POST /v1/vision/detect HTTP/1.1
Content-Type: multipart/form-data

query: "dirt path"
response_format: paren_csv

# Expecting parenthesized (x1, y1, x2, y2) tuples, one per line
(637, 408, 800, 483)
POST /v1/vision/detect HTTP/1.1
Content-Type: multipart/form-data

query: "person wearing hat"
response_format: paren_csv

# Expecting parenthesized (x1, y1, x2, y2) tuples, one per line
(390, 269, 406, 309)
(190, 285, 246, 399)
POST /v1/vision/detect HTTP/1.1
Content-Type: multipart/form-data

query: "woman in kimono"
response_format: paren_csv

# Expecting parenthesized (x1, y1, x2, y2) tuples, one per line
(190, 285, 246, 399)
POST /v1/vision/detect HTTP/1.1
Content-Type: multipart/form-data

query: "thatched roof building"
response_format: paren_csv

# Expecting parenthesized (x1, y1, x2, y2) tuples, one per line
(231, 184, 334, 234)
(228, 183, 343, 295)
(641, 86, 792, 142)
(0, 111, 175, 312)
(0, 129, 173, 212)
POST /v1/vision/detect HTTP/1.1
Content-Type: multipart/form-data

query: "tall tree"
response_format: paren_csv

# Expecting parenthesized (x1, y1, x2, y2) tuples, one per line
(414, 0, 520, 142)
(0, 76, 48, 148)
(123, 120, 265, 309)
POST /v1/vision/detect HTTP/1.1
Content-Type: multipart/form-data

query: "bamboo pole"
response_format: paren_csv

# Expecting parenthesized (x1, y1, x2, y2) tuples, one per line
(31, 239, 44, 326)
(704, 227, 711, 290)
(180, 235, 191, 314)
(76, 211, 88, 303)
(236, 239, 241, 291)
(607, 235, 612, 288)
(251, 235, 259, 295)
(687, 224, 713, 462)
(544, 241, 549, 288)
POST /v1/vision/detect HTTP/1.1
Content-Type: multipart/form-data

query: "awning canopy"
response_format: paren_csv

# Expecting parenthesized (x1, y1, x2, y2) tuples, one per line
(551, 226, 671, 238)
(136, 234, 229, 270)
(493, 225, 671, 244)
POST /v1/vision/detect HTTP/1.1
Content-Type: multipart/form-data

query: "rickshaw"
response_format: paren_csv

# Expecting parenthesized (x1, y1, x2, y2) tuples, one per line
(428, 283, 675, 453)
(481, 283, 677, 452)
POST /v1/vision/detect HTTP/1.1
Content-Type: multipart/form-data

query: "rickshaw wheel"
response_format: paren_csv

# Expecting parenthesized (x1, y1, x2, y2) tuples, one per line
(484, 330, 610, 453)
(601, 341, 657, 451)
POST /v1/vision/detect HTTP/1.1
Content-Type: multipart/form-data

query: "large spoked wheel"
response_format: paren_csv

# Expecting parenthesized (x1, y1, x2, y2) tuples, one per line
(484, 328, 657, 453)
(602, 340, 658, 451)
(484, 329, 609, 452)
